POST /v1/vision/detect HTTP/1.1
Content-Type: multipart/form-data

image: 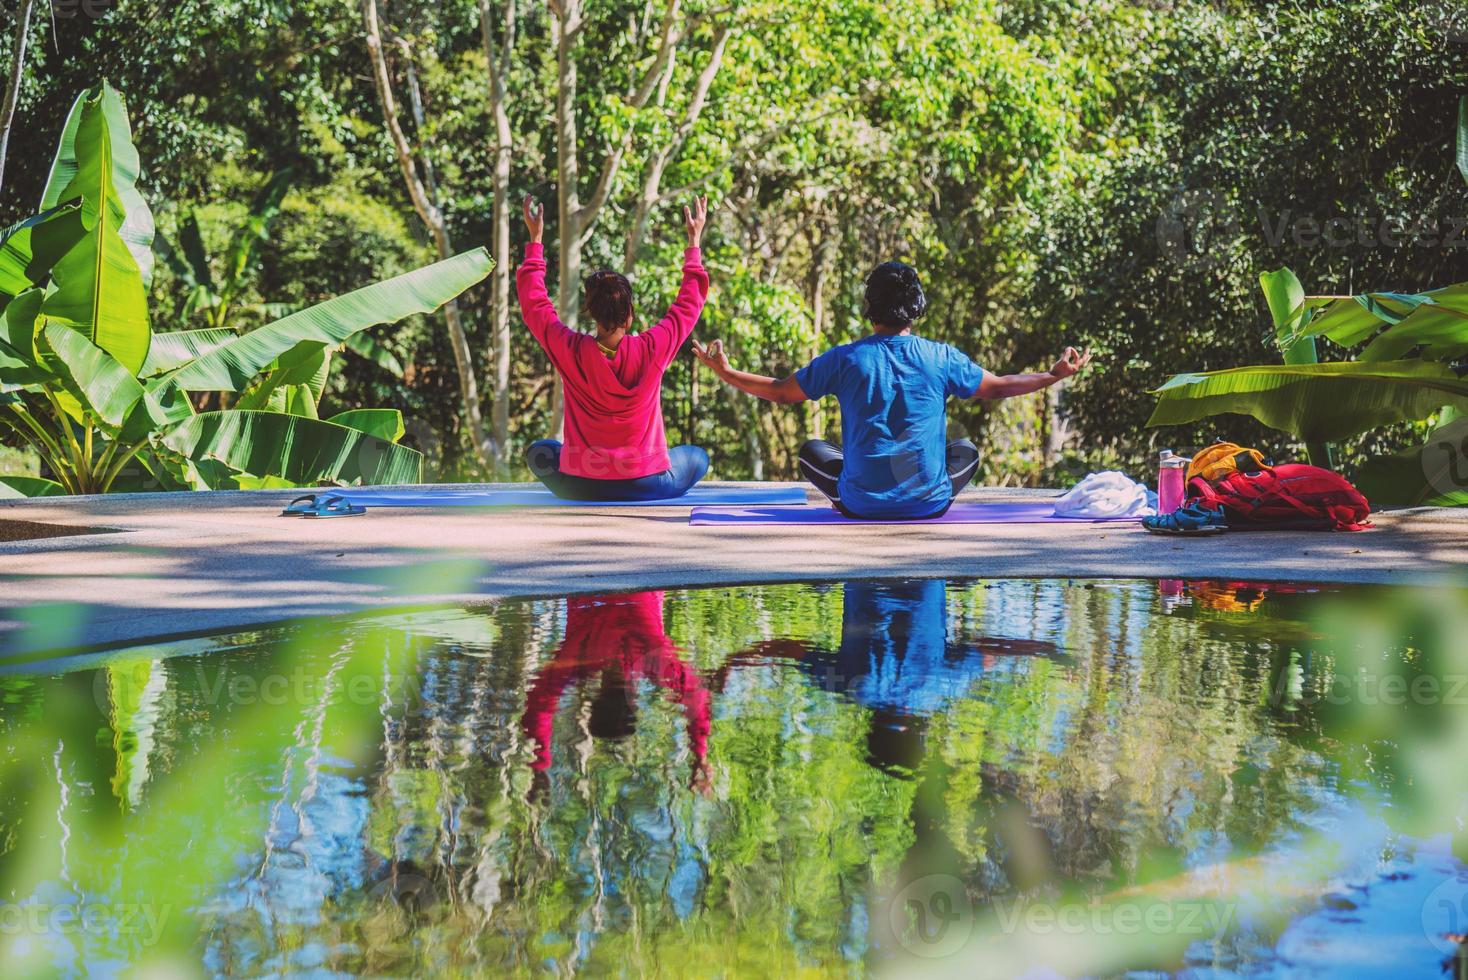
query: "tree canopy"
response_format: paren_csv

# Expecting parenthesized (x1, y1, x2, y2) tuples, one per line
(2, 0, 1464, 482)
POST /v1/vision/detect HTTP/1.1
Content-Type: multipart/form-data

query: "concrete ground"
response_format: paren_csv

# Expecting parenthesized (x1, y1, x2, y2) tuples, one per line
(2, 483, 1466, 659)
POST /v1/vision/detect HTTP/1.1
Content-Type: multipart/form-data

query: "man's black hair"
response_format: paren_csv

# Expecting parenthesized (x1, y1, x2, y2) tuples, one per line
(863, 262, 928, 328)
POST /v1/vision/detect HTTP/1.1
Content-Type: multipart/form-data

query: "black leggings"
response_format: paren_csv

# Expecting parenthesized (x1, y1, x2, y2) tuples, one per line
(798, 438, 980, 519)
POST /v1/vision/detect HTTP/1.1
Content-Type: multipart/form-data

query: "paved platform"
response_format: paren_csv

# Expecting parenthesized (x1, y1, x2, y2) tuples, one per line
(3, 483, 1466, 658)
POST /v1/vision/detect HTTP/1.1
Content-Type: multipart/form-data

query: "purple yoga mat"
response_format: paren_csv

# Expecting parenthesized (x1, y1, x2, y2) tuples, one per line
(689, 500, 1145, 527)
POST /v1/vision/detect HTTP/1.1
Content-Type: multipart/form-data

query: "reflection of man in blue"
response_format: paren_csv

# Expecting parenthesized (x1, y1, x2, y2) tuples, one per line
(725, 580, 1059, 774)
(837, 579, 986, 717)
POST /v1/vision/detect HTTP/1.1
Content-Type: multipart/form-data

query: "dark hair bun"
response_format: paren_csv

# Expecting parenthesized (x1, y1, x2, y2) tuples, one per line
(584, 269, 634, 330)
(863, 262, 927, 327)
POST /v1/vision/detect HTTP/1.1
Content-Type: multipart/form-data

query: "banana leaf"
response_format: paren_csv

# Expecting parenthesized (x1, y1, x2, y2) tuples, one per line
(0, 289, 45, 385)
(164, 248, 492, 393)
(342, 331, 405, 377)
(160, 410, 423, 486)
(39, 321, 168, 437)
(1276, 280, 1468, 363)
(1359, 293, 1468, 362)
(38, 90, 86, 211)
(279, 385, 317, 418)
(274, 342, 331, 402)
(1147, 360, 1468, 443)
(140, 328, 236, 376)
(1261, 269, 1332, 466)
(0, 341, 36, 386)
(1280, 289, 1443, 349)
(1261, 268, 1310, 343)
(35, 90, 152, 376)
(0, 202, 83, 302)
(40, 84, 154, 287)
(0, 475, 65, 498)
(224, 169, 292, 285)
(328, 409, 405, 442)
(234, 342, 329, 413)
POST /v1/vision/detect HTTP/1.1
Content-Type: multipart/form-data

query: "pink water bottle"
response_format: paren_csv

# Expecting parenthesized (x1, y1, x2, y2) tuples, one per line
(1158, 449, 1188, 515)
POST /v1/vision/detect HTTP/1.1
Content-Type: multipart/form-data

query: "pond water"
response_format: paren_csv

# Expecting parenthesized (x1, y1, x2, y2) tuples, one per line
(2, 578, 1467, 978)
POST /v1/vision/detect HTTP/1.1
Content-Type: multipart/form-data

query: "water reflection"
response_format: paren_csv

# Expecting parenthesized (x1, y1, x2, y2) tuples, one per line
(722, 580, 1062, 775)
(521, 592, 710, 792)
(0, 578, 1464, 978)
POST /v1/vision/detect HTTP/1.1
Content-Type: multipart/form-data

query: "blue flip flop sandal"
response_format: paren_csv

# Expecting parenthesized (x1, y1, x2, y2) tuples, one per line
(302, 494, 366, 519)
(1142, 503, 1228, 535)
(281, 494, 319, 517)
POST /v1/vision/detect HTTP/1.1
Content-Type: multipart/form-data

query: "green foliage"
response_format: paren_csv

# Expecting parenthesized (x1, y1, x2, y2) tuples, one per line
(1030, 0, 1466, 480)
(0, 85, 492, 495)
(1149, 358, 1468, 443)
(1, 0, 1462, 484)
(156, 168, 293, 330)
(1149, 267, 1468, 502)
(1147, 91, 1468, 502)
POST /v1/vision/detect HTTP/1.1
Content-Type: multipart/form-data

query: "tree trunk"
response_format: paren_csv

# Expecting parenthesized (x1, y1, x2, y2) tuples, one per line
(805, 230, 832, 441)
(362, 0, 492, 468)
(549, 0, 693, 437)
(549, 0, 584, 439)
(623, 26, 729, 268)
(480, 0, 515, 476)
(745, 404, 764, 480)
(0, 0, 35, 196)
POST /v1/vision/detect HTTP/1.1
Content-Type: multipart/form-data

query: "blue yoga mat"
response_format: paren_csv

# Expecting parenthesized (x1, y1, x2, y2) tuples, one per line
(322, 484, 810, 509)
(690, 500, 1144, 526)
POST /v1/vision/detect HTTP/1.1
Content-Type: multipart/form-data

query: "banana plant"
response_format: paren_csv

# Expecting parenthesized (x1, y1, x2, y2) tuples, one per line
(0, 84, 492, 496)
(1148, 268, 1468, 505)
(154, 171, 409, 382)
(155, 169, 293, 331)
(1147, 98, 1468, 504)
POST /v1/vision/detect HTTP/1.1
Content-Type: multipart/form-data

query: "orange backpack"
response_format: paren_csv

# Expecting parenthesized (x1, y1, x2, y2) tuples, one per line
(1187, 442, 1271, 482)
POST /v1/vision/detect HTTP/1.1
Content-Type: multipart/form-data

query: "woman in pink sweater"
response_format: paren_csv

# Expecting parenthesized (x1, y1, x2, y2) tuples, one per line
(516, 195, 711, 500)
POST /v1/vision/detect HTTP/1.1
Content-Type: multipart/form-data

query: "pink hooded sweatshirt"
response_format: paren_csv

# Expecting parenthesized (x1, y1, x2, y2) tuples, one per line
(516, 243, 710, 479)
(520, 591, 711, 772)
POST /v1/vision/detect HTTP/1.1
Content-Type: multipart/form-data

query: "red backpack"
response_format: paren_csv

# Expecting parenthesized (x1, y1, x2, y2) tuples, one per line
(1187, 463, 1372, 531)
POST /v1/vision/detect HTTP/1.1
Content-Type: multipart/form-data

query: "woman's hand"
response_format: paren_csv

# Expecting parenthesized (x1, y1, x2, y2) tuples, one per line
(691, 337, 731, 377)
(1049, 346, 1092, 381)
(523, 195, 544, 244)
(684, 195, 708, 248)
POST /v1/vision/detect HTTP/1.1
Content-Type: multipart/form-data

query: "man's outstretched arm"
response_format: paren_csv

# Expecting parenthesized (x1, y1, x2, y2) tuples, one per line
(692, 338, 808, 404)
(975, 346, 1092, 399)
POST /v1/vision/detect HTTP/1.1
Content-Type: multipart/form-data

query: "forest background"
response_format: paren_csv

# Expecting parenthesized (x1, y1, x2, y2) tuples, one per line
(2, 0, 1464, 484)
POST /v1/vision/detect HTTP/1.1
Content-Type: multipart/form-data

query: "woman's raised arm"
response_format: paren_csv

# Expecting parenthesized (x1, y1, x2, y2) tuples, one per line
(515, 195, 571, 351)
(648, 196, 711, 364)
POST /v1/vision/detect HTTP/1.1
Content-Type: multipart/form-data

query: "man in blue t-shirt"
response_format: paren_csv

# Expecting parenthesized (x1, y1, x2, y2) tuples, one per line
(692, 262, 1092, 519)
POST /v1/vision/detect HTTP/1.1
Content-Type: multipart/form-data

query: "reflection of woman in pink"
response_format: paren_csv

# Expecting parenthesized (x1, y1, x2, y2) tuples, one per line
(521, 592, 710, 787)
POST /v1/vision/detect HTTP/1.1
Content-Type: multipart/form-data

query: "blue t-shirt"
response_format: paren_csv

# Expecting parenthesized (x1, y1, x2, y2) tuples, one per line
(793, 580, 992, 716)
(795, 334, 985, 518)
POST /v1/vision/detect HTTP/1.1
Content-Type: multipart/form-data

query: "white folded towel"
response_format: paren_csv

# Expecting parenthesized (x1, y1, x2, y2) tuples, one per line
(1053, 471, 1157, 518)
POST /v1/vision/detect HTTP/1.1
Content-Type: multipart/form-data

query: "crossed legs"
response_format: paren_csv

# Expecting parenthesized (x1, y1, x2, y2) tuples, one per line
(526, 440, 710, 501)
(798, 438, 980, 517)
